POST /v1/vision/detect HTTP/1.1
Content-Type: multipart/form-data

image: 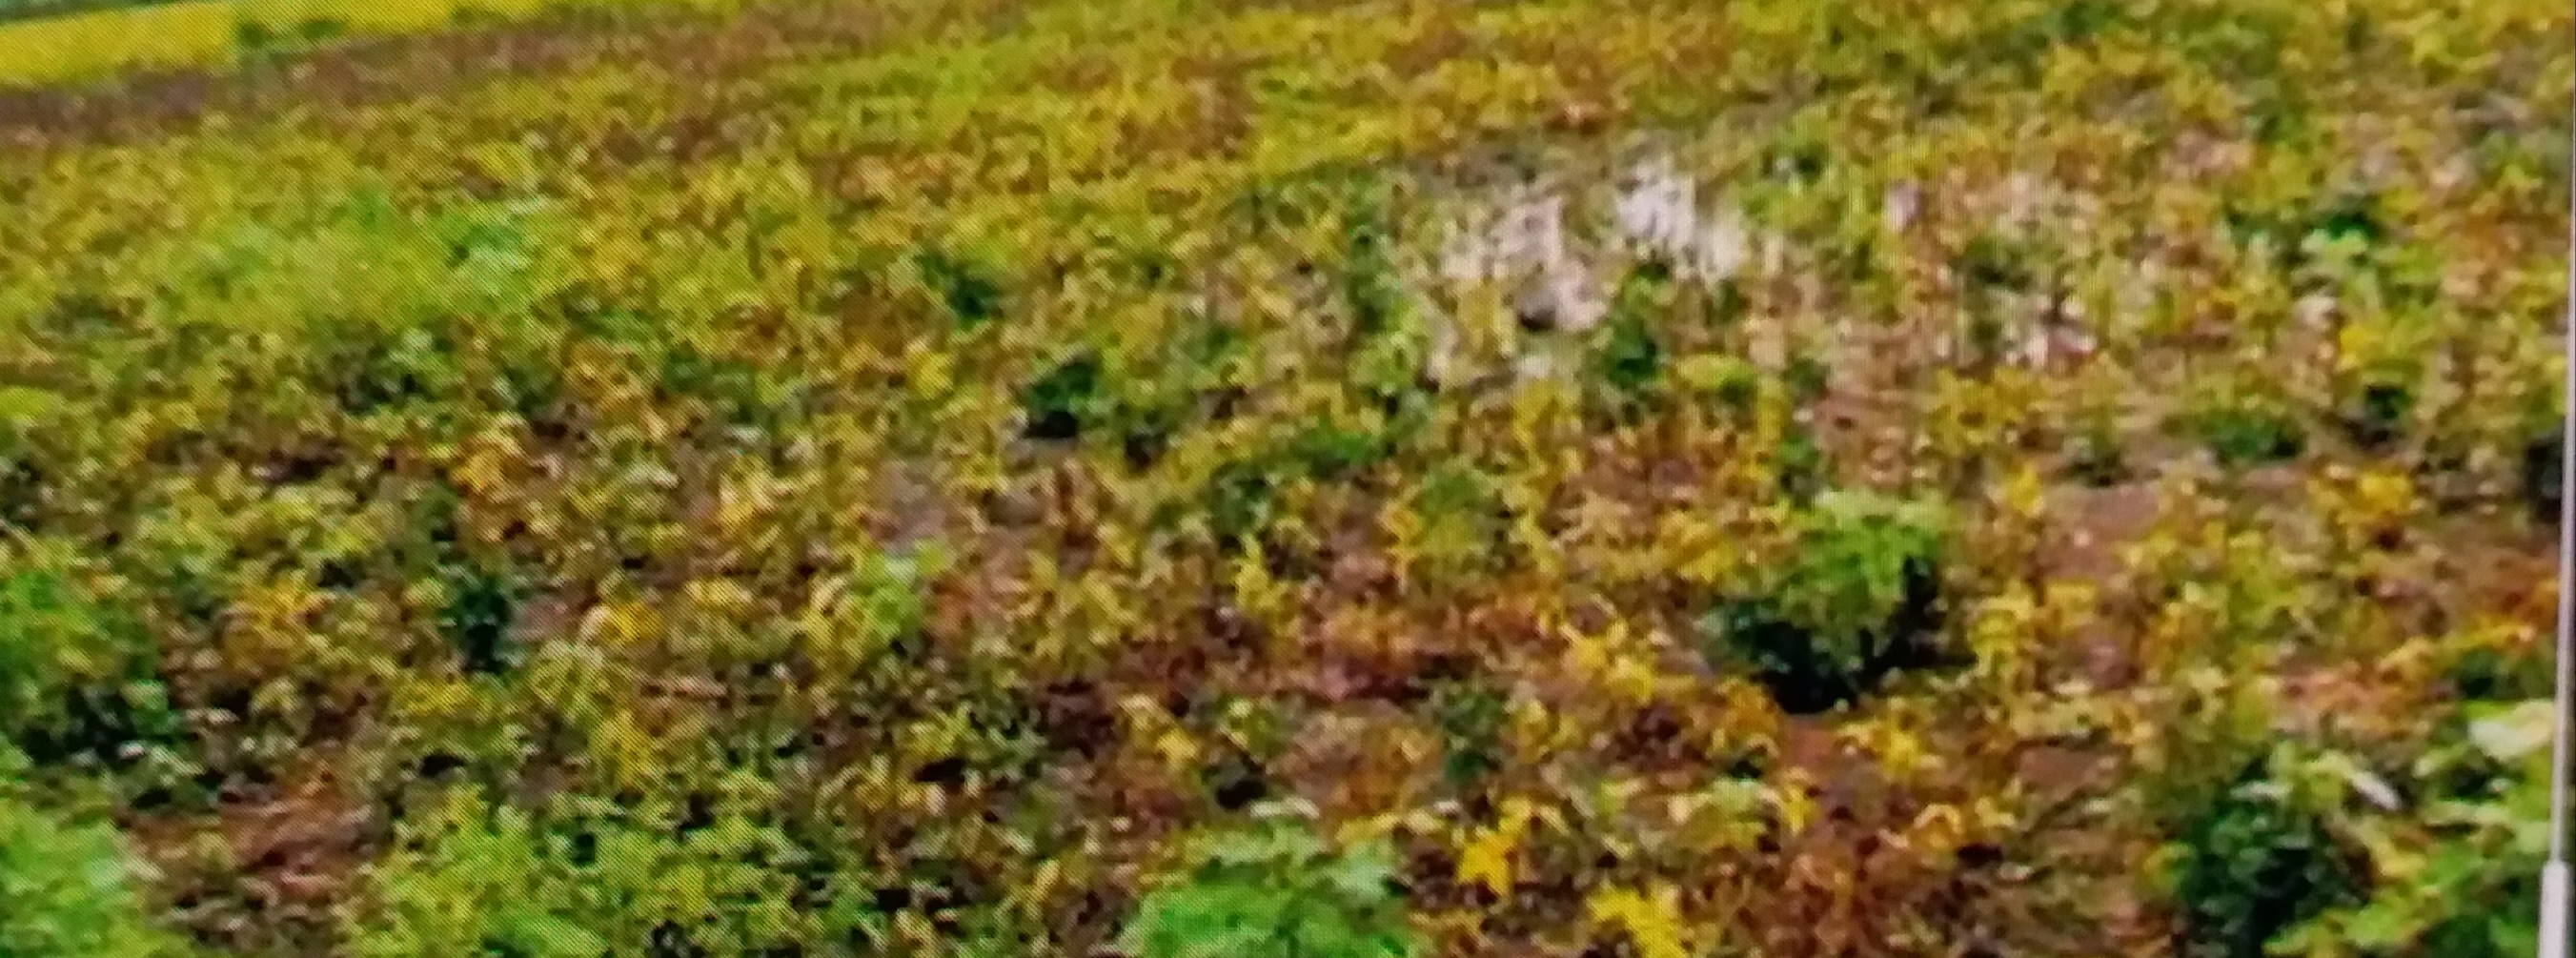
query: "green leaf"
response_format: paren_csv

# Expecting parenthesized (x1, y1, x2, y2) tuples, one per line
(2342, 901, 2417, 949)
(0, 791, 179, 958)
(503, 913, 608, 958)
(2467, 701, 2554, 764)
(0, 387, 66, 430)
(1122, 824, 1414, 958)
(1324, 845, 1396, 902)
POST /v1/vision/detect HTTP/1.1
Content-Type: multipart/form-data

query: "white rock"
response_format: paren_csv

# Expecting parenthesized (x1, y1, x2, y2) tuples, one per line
(1882, 181, 1921, 234)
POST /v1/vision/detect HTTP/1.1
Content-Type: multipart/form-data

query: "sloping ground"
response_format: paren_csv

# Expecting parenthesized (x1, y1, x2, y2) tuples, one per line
(0, 0, 745, 90)
(0, 0, 169, 25)
(0, 1, 2570, 956)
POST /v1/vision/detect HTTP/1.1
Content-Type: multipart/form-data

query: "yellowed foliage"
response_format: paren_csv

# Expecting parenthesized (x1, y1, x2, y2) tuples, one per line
(0, 0, 771, 87)
(1586, 883, 1693, 958)
(1453, 796, 1536, 897)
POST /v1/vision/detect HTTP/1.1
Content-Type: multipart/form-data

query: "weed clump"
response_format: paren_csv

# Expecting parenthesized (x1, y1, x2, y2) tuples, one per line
(2162, 750, 2366, 958)
(0, 748, 181, 958)
(1118, 815, 1416, 958)
(1696, 490, 1948, 713)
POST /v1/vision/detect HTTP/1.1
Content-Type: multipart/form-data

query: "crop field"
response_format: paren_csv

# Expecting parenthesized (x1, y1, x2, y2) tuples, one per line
(1, 0, 2573, 956)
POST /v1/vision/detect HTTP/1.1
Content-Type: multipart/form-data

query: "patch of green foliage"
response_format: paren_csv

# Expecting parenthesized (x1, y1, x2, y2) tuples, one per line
(914, 249, 1006, 330)
(0, 748, 184, 958)
(232, 14, 345, 66)
(2160, 744, 2371, 958)
(0, 546, 179, 769)
(2342, 382, 2414, 449)
(1697, 490, 1947, 713)
(2182, 392, 2307, 469)
(1117, 813, 1417, 958)
(2065, 414, 2131, 487)
(347, 779, 863, 958)
(2281, 701, 2553, 958)
(2334, 314, 2433, 449)
(1589, 261, 1672, 410)
(1021, 352, 1105, 441)
(1404, 462, 1506, 582)
(1428, 679, 1508, 788)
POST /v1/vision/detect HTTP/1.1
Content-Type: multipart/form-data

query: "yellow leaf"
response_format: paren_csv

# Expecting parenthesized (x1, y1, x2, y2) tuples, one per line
(1999, 461, 2046, 521)
(1768, 775, 1816, 834)
(1909, 803, 1967, 860)
(1585, 883, 1691, 958)
(592, 710, 663, 791)
(1153, 728, 1200, 768)
(1454, 798, 1535, 897)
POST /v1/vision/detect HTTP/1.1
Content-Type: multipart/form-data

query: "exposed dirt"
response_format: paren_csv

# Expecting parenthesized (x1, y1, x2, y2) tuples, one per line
(2044, 479, 2163, 688)
(0, 0, 915, 149)
(126, 750, 382, 955)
